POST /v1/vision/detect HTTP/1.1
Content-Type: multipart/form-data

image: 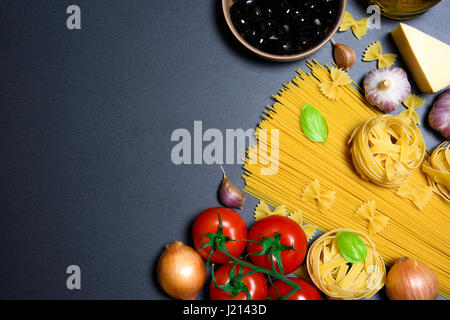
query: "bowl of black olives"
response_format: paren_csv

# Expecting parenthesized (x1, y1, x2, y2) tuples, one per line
(223, 0, 346, 62)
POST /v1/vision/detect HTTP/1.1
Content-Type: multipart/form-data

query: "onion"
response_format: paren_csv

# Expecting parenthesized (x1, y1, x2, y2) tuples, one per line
(429, 89, 450, 139)
(385, 257, 439, 300)
(157, 241, 206, 300)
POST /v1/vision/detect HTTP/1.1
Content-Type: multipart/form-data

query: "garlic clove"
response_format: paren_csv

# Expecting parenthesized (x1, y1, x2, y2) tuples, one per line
(218, 166, 245, 209)
(331, 39, 356, 71)
(363, 67, 411, 113)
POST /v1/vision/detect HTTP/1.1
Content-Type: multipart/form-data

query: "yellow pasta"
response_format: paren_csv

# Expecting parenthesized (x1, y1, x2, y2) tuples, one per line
(339, 11, 369, 40)
(349, 115, 426, 187)
(363, 41, 397, 69)
(355, 200, 389, 235)
(306, 229, 386, 300)
(422, 141, 450, 201)
(242, 61, 450, 298)
(318, 68, 352, 100)
(399, 94, 426, 125)
(396, 175, 433, 210)
(302, 179, 336, 212)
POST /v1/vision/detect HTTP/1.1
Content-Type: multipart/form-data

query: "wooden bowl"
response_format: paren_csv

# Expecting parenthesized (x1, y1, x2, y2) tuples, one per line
(222, 0, 347, 62)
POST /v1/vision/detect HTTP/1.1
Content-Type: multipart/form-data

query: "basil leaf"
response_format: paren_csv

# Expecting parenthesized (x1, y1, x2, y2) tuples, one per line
(336, 231, 367, 263)
(300, 104, 329, 144)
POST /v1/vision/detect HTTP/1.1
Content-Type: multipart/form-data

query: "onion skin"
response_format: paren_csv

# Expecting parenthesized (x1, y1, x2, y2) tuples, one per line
(429, 89, 450, 139)
(157, 241, 206, 300)
(386, 257, 439, 300)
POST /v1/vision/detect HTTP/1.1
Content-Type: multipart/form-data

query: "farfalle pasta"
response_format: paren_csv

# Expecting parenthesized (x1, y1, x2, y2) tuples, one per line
(339, 11, 369, 40)
(319, 68, 352, 100)
(302, 179, 336, 212)
(355, 200, 389, 235)
(396, 175, 433, 209)
(399, 94, 426, 125)
(422, 141, 450, 201)
(306, 229, 386, 300)
(363, 41, 397, 69)
(348, 115, 426, 187)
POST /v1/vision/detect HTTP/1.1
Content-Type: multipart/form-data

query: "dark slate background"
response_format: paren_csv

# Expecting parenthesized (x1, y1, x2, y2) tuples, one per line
(0, 0, 448, 299)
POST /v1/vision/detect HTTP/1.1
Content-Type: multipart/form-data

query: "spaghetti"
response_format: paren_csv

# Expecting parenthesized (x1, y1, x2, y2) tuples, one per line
(243, 61, 450, 298)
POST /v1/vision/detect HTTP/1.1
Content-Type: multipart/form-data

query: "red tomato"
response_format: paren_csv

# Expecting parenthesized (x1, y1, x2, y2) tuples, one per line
(192, 207, 247, 264)
(246, 215, 306, 275)
(269, 277, 321, 300)
(209, 262, 268, 300)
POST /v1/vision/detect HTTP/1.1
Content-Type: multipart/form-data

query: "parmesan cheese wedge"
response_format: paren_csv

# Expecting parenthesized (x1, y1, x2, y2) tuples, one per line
(391, 23, 450, 93)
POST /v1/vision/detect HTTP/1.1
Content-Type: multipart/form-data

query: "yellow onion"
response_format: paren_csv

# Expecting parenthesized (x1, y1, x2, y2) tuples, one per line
(386, 257, 439, 300)
(157, 241, 206, 300)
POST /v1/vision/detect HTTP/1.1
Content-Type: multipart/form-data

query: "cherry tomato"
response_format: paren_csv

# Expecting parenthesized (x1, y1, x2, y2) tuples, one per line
(192, 207, 247, 264)
(269, 277, 321, 300)
(246, 215, 306, 275)
(209, 262, 268, 300)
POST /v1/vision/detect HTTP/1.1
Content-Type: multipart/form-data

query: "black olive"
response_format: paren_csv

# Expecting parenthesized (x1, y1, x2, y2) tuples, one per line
(304, 1, 316, 11)
(244, 29, 267, 48)
(280, 23, 291, 34)
(262, 7, 274, 19)
(290, 8, 302, 19)
(231, 15, 251, 33)
(262, 38, 281, 54)
(262, 19, 277, 33)
(241, 0, 256, 6)
(279, 38, 295, 54)
(251, 5, 264, 21)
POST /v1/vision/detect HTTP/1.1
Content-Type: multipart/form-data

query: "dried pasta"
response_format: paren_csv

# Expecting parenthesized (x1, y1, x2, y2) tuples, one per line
(302, 179, 336, 212)
(363, 41, 397, 69)
(396, 175, 433, 210)
(242, 61, 450, 298)
(399, 94, 426, 125)
(318, 68, 352, 100)
(355, 200, 389, 235)
(422, 141, 450, 201)
(339, 11, 369, 40)
(348, 115, 426, 187)
(306, 229, 385, 300)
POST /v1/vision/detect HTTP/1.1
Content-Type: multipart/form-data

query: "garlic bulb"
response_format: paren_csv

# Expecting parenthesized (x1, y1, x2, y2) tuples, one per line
(363, 67, 411, 113)
(429, 89, 450, 139)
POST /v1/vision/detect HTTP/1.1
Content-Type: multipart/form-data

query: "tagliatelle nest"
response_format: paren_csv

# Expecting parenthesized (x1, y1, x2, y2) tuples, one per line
(348, 115, 426, 187)
(306, 229, 386, 300)
(422, 141, 450, 201)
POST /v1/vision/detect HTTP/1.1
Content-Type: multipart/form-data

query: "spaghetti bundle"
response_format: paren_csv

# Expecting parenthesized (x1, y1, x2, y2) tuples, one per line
(243, 61, 450, 298)
(307, 229, 385, 300)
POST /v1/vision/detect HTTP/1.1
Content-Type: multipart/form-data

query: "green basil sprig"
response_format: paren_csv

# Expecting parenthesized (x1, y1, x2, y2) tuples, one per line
(336, 231, 367, 263)
(300, 104, 329, 144)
